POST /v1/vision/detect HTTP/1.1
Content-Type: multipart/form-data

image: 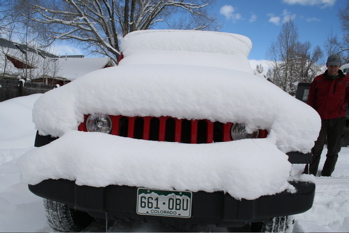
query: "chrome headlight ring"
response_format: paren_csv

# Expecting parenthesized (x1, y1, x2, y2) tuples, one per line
(231, 123, 259, 140)
(86, 113, 112, 133)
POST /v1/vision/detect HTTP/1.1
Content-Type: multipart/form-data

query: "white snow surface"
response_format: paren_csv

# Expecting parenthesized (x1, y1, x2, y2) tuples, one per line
(53, 57, 111, 81)
(1, 89, 349, 232)
(16, 30, 322, 201)
(19, 131, 292, 200)
(120, 30, 253, 73)
(122, 30, 252, 57)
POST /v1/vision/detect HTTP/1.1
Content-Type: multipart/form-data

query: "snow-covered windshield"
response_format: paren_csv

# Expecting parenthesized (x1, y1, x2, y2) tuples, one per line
(119, 30, 253, 73)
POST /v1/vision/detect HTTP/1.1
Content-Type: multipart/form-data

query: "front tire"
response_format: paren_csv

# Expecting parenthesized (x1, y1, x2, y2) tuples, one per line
(251, 216, 294, 232)
(44, 199, 94, 232)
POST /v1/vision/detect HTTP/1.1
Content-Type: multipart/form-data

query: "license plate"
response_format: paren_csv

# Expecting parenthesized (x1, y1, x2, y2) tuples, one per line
(136, 188, 192, 218)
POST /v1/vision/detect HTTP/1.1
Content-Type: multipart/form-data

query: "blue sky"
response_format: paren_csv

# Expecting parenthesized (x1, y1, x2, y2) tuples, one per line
(51, 0, 346, 62)
(214, 0, 346, 61)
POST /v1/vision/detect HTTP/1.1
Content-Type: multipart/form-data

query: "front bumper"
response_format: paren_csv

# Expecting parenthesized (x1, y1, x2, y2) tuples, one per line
(29, 179, 315, 227)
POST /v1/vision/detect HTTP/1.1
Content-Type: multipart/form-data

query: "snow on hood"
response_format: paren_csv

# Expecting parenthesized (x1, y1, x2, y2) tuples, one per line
(18, 131, 293, 200)
(32, 63, 320, 153)
(18, 30, 320, 199)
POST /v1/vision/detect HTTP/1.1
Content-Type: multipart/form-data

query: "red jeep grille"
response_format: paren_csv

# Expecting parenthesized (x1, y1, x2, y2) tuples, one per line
(79, 115, 267, 144)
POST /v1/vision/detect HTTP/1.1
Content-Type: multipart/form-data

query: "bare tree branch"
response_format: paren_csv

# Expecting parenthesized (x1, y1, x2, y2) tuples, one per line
(8, 0, 218, 63)
(268, 21, 323, 94)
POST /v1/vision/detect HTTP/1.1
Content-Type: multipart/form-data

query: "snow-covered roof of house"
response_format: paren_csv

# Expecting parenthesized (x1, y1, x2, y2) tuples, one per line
(0, 38, 112, 81)
(54, 57, 111, 81)
(0, 38, 57, 58)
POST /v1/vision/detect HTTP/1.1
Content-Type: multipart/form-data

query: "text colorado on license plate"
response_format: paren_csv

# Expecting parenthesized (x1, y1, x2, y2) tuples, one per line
(136, 188, 192, 218)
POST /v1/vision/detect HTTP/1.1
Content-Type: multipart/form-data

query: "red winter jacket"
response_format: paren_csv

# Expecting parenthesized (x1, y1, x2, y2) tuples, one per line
(307, 70, 349, 119)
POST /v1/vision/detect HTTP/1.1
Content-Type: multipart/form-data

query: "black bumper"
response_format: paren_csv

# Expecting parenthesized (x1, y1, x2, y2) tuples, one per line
(29, 179, 315, 227)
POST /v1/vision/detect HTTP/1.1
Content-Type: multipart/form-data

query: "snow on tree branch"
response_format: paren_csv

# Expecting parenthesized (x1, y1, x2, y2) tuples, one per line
(10, 0, 217, 63)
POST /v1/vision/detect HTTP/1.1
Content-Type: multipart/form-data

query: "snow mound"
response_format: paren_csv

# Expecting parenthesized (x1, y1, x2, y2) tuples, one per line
(0, 94, 41, 149)
(121, 30, 252, 56)
(120, 30, 253, 74)
(18, 131, 292, 200)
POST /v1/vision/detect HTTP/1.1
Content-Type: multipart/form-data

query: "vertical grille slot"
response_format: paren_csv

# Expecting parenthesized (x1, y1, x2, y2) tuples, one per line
(159, 117, 167, 141)
(175, 119, 182, 142)
(213, 122, 223, 142)
(127, 117, 136, 138)
(134, 117, 144, 139)
(206, 120, 214, 143)
(149, 118, 160, 141)
(197, 120, 208, 143)
(190, 120, 198, 143)
(165, 118, 176, 142)
(181, 120, 191, 143)
(110, 115, 121, 136)
(142, 117, 151, 140)
(118, 116, 129, 137)
(223, 123, 233, 142)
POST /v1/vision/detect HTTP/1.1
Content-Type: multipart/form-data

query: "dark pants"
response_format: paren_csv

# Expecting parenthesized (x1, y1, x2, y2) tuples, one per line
(305, 117, 345, 176)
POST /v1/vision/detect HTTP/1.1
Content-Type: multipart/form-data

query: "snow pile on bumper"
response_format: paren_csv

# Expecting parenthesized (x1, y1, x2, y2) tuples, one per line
(18, 131, 293, 200)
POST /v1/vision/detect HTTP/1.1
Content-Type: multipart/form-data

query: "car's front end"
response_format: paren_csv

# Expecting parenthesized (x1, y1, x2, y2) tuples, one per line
(18, 30, 320, 232)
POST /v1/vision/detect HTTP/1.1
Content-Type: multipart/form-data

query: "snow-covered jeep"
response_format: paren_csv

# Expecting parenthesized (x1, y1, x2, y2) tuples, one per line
(18, 30, 320, 232)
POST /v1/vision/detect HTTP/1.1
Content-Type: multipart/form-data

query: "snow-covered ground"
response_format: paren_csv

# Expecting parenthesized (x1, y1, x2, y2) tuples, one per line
(1, 94, 349, 232)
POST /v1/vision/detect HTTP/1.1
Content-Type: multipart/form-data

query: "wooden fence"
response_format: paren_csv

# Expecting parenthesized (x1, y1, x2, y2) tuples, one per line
(0, 78, 55, 102)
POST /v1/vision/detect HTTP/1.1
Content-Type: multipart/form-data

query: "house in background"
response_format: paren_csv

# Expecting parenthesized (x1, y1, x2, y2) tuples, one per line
(0, 38, 114, 85)
(0, 38, 57, 79)
(31, 56, 113, 85)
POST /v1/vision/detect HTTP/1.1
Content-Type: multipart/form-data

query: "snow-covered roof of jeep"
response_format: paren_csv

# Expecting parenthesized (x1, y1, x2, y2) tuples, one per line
(119, 30, 253, 73)
(121, 30, 251, 56)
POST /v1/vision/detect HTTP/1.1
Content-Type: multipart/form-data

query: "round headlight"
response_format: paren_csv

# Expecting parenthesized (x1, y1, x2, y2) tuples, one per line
(86, 114, 112, 133)
(231, 123, 259, 140)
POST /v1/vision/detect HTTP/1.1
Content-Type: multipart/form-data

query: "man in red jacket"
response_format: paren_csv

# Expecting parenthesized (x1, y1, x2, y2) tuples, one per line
(305, 54, 349, 176)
